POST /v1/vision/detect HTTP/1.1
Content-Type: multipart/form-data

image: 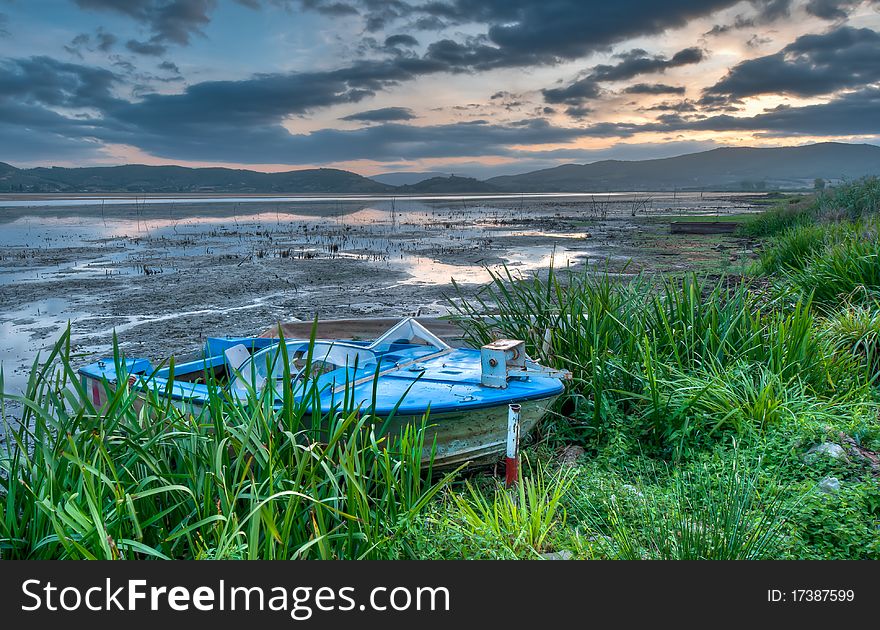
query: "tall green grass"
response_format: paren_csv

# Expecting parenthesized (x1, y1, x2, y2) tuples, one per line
(0, 329, 453, 559)
(821, 303, 880, 384)
(786, 235, 880, 309)
(741, 177, 880, 238)
(447, 461, 572, 556)
(448, 265, 863, 455)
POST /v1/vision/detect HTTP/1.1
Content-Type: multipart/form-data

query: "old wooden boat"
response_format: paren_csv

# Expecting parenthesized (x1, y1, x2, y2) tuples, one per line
(78, 318, 567, 468)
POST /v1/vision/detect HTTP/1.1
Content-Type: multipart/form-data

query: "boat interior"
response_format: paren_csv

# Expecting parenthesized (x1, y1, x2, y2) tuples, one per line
(142, 318, 453, 397)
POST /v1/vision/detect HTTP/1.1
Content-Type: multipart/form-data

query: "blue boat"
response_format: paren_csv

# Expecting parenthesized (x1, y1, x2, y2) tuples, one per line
(78, 318, 567, 467)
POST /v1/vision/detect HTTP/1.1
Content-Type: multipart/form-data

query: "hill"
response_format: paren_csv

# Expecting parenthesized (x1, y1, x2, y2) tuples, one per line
(2, 142, 879, 194)
(370, 171, 448, 186)
(487, 143, 880, 192)
(396, 175, 500, 194)
(0, 164, 394, 194)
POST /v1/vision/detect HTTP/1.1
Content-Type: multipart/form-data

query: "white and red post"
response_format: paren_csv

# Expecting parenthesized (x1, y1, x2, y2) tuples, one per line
(505, 403, 521, 488)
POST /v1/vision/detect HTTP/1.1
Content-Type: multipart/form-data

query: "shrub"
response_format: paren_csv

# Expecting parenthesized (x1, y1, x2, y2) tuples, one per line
(781, 481, 880, 560)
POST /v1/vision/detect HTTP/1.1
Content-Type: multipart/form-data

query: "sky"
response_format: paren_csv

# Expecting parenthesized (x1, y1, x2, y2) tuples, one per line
(0, 0, 879, 177)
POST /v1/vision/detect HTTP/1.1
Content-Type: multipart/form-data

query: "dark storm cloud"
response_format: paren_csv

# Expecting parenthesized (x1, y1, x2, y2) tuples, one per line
(542, 47, 704, 105)
(340, 106, 416, 121)
(705, 26, 880, 100)
(75, 0, 216, 47)
(624, 83, 686, 95)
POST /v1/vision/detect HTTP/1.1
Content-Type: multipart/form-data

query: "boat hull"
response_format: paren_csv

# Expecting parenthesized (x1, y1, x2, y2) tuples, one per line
(81, 374, 557, 469)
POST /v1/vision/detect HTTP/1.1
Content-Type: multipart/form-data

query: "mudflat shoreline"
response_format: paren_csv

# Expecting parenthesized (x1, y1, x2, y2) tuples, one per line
(0, 193, 760, 397)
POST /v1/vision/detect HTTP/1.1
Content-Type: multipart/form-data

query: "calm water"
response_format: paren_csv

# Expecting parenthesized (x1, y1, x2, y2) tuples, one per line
(0, 191, 760, 209)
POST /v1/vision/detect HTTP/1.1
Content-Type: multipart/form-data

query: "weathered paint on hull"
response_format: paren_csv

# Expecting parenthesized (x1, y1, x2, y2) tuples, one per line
(81, 375, 557, 469)
(382, 397, 556, 468)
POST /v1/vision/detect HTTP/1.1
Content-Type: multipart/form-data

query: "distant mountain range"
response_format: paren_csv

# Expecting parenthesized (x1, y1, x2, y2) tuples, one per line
(2, 143, 879, 195)
(486, 143, 880, 192)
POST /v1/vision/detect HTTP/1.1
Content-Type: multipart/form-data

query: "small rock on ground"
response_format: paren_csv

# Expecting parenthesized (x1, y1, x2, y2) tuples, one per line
(818, 476, 841, 494)
(805, 442, 848, 463)
(558, 445, 585, 467)
(540, 550, 574, 560)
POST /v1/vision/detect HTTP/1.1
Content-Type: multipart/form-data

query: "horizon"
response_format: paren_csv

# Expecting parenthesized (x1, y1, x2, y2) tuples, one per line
(4, 140, 879, 180)
(1, 1, 879, 178)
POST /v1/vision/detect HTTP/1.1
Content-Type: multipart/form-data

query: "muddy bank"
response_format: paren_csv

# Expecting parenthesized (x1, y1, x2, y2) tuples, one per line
(0, 193, 761, 396)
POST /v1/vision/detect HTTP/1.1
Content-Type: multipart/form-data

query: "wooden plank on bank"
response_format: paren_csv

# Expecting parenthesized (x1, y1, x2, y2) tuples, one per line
(670, 221, 739, 234)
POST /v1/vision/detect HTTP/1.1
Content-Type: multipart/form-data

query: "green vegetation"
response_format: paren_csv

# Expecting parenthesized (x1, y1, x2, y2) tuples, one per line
(2, 177, 879, 560)
(0, 333, 453, 559)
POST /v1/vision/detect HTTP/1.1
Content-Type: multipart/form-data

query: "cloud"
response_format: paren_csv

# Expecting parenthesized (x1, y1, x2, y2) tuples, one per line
(75, 0, 216, 48)
(542, 46, 704, 104)
(95, 29, 118, 51)
(0, 56, 122, 111)
(302, 0, 359, 16)
(593, 47, 704, 81)
(624, 83, 686, 94)
(126, 39, 168, 55)
(564, 106, 593, 119)
(423, 0, 735, 65)
(158, 60, 181, 73)
(542, 78, 603, 104)
(64, 28, 118, 58)
(285, 0, 739, 72)
(705, 26, 880, 101)
(576, 86, 880, 138)
(384, 34, 418, 48)
(0, 12, 9, 38)
(118, 117, 595, 164)
(805, 0, 873, 20)
(4, 52, 879, 167)
(644, 99, 698, 112)
(340, 106, 416, 121)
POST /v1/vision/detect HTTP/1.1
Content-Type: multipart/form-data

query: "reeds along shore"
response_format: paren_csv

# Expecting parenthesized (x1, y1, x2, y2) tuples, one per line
(2, 178, 879, 559)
